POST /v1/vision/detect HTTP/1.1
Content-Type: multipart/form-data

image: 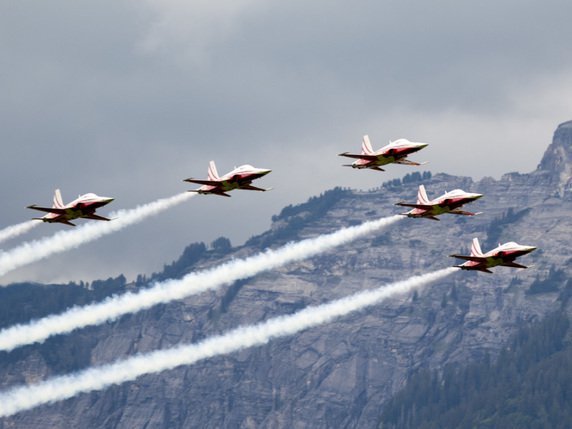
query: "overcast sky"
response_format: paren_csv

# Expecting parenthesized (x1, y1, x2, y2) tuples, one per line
(1, 0, 571, 284)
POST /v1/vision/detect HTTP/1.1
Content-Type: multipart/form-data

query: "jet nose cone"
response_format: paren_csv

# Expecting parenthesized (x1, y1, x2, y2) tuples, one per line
(103, 197, 114, 203)
(471, 193, 484, 200)
(416, 142, 429, 148)
(260, 168, 272, 176)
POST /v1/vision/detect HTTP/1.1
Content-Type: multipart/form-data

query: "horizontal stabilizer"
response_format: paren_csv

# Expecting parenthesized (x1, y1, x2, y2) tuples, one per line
(338, 152, 381, 161)
(27, 205, 67, 215)
(395, 202, 433, 209)
(454, 264, 492, 273)
(183, 178, 221, 186)
(188, 189, 231, 197)
(341, 163, 385, 171)
(449, 254, 486, 262)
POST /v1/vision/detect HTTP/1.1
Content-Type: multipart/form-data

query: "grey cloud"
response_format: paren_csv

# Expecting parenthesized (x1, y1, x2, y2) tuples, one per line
(1, 0, 571, 283)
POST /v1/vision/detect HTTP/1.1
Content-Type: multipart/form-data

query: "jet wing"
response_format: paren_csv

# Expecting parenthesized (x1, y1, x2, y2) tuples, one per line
(395, 202, 433, 209)
(239, 184, 271, 192)
(338, 152, 382, 161)
(57, 220, 76, 227)
(501, 261, 528, 269)
(449, 254, 487, 262)
(394, 159, 426, 166)
(183, 178, 222, 186)
(449, 209, 481, 216)
(83, 213, 112, 221)
(27, 205, 67, 215)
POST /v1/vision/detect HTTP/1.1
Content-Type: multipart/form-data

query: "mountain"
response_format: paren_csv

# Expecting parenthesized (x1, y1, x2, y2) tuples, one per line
(381, 309, 572, 429)
(1, 121, 571, 428)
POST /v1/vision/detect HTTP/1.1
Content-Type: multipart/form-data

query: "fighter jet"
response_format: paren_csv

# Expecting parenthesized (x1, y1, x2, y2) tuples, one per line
(338, 135, 428, 171)
(184, 161, 272, 197)
(28, 189, 114, 227)
(396, 184, 483, 221)
(450, 237, 537, 273)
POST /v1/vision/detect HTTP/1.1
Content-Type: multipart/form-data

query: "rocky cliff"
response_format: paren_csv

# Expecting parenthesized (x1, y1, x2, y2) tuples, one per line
(1, 122, 571, 428)
(537, 120, 572, 196)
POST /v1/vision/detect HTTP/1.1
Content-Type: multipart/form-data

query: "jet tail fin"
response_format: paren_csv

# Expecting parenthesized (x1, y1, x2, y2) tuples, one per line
(208, 161, 221, 181)
(53, 189, 65, 208)
(470, 237, 484, 257)
(361, 135, 374, 155)
(417, 184, 430, 204)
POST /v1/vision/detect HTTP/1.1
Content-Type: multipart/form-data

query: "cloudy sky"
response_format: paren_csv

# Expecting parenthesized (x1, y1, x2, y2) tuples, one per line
(1, 0, 571, 284)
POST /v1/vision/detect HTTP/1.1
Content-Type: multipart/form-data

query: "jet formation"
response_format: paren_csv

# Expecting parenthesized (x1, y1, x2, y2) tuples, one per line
(24, 134, 536, 273)
(27, 189, 114, 227)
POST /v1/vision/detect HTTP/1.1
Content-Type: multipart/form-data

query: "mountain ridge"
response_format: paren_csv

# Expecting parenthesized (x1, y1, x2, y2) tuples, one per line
(0, 121, 571, 428)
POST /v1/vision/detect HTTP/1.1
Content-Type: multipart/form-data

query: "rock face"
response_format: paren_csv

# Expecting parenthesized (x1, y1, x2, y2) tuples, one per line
(537, 120, 572, 196)
(1, 122, 572, 428)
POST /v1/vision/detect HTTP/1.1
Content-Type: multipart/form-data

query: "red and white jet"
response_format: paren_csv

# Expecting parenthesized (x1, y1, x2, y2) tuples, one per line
(28, 189, 114, 227)
(396, 184, 483, 221)
(339, 135, 428, 171)
(450, 238, 537, 273)
(184, 161, 272, 197)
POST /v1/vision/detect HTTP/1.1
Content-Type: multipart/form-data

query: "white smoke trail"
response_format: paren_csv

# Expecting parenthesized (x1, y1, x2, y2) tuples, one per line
(0, 215, 402, 352)
(0, 221, 39, 245)
(0, 267, 456, 418)
(0, 193, 194, 278)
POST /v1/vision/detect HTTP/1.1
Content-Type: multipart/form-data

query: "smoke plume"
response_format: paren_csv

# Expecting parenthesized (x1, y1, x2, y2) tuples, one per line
(0, 268, 456, 418)
(0, 221, 39, 245)
(0, 215, 401, 351)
